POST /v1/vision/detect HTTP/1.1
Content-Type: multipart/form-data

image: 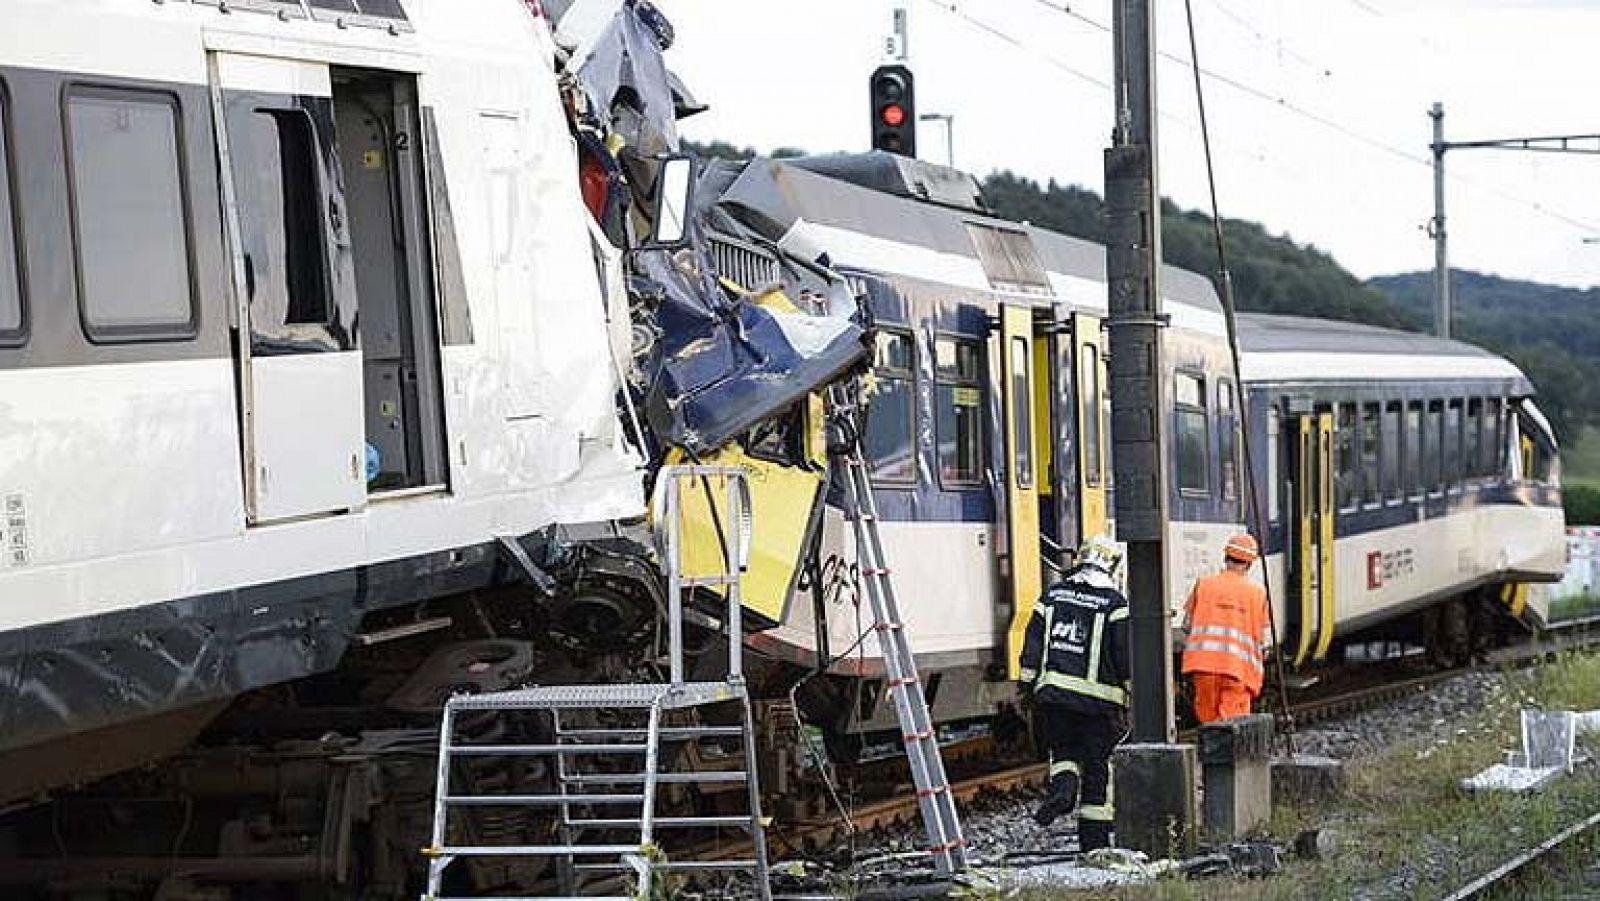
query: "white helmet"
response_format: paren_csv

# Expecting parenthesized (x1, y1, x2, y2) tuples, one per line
(1076, 534, 1123, 578)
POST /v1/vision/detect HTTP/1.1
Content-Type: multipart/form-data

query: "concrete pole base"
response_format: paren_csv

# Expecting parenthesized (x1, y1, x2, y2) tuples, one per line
(1271, 754, 1348, 805)
(1113, 743, 1199, 858)
(1199, 714, 1274, 841)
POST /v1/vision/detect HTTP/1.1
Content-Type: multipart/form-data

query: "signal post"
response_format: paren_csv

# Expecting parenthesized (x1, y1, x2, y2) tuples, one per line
(1104, 0, 1200, 856)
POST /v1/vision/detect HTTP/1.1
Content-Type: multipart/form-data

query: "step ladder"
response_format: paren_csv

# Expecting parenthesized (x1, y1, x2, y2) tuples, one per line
(422, 465, 771, 900)
(828, 388, 968, 874)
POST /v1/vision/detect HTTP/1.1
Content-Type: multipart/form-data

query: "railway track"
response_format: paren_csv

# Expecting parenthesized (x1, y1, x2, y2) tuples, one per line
(1441, 809, 1600, 900)
(740, 615, 1600, 872)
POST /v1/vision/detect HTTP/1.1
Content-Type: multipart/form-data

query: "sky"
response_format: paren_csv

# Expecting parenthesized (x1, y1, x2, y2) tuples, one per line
(656, 0, 1600, 289)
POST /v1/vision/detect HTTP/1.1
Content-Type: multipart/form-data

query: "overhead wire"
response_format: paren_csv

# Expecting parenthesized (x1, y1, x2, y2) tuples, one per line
(1002, 0, 1600, 240)
(915, 0, 1296, 175)
(1180, 0, 1297, 753)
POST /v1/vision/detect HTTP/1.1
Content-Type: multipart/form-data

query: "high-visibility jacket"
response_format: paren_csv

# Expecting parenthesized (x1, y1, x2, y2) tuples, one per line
(1181, 570, 1268, 694)
(1019, 569, 1131, 715)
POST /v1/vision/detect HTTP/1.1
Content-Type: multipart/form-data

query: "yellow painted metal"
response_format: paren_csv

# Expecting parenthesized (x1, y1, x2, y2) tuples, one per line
(1502, 582, 1529, 618)
(1293, 415, 1316, 667)
(1072, 312, 1109, 540)
(663, 440, 825, 627)
(1315, 412, 1337, 661)
(1002, 305, 1044, 679)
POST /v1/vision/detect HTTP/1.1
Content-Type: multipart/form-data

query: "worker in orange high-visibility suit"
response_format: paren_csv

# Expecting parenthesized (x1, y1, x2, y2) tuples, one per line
(1181, 534, 1269, 723)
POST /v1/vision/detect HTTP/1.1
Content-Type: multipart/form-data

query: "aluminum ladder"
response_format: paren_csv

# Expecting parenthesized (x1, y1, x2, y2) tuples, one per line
(829, 391, 969, 874)
(421, 465, 772, 900)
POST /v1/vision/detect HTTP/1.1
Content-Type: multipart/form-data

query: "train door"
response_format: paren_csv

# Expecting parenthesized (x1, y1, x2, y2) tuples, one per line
(1001, 305, 1043, 679)
(331, 70, 449, 494)
(1290, 410, 1336, 664)
(212, 52, 365, 523)
(1072, 312, 1110, 540)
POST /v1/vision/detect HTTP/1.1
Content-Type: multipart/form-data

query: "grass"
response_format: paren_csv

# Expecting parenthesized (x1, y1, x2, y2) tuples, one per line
(1549, 592, 1600, 623)
(1563, 427, 1600, 484)
(1013, 652, 1600, 900)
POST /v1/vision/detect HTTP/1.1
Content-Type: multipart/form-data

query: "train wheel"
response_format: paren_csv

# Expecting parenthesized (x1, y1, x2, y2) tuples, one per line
(1426, 599, 1472, 669)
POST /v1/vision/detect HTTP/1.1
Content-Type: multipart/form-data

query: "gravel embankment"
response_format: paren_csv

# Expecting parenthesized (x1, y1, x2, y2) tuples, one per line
(1293, 669, 1513, 760)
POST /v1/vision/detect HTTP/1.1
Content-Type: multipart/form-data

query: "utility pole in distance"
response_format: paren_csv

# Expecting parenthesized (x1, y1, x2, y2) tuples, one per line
(1105, 0, 1173, 743)
(1430, 103, 1450, 340)
(1429, 102, 1600, 340)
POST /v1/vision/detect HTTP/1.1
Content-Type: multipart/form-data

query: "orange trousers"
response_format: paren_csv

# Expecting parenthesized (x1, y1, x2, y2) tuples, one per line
(1190, 672, 1254, 723)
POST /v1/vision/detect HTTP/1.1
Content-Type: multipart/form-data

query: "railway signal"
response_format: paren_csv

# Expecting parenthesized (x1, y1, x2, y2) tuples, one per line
(870, 64, 917, 157)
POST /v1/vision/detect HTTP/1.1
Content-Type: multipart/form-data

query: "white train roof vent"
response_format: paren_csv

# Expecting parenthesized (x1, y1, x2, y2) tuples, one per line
(192, 0, 411, 32)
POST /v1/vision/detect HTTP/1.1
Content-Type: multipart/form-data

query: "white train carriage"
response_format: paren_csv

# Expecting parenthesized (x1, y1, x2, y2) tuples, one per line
(1239, 314, 1566, 666)
(0, 0, 641, 799)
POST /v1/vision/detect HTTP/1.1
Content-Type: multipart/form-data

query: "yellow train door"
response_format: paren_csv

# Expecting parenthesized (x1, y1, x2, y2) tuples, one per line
(1002, 305, 1043, 679)
(1291, 411, 1337, 665)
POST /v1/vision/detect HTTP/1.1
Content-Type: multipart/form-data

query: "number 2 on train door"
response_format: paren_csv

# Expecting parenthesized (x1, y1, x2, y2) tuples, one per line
(1002, 305, 1043, 680)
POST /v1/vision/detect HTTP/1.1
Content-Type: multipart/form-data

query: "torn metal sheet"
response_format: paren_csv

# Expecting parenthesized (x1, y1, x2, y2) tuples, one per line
(570, 0, 680, 158)
(633, 248, 867, 453)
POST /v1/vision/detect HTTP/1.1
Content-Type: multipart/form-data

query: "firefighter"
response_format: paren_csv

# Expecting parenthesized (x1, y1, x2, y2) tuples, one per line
(1181, 533, 1269, 724)
(1018, 535, 1130, 851)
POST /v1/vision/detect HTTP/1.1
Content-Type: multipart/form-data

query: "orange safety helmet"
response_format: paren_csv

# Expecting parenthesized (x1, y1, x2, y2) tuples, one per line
(1223, 533, 1260, 564)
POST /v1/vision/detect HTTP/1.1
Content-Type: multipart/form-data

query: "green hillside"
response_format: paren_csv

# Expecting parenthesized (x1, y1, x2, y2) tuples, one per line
(982, 172, 1411, 329)
(1369, 270, 1600, 443)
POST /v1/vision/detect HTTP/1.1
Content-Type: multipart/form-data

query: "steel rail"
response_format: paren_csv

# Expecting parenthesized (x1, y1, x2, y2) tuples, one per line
(1442, 809, 1600, 901)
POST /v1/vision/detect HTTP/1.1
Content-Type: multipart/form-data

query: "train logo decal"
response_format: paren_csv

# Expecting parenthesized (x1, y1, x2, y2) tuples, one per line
(1366, 547, 1416, 591)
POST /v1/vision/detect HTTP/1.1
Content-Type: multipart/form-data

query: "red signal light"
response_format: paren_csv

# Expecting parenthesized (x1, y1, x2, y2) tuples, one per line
(881, 104, 906, 127)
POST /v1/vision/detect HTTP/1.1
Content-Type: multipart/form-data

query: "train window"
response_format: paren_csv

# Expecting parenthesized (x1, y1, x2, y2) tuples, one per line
(1424, 400, 1443, 493)
(935, 335, 986, 487)
(1406, 401, 1423, 499)
(1082, 347, 1104, 488)
(865, 330, 916, 483)
(0, 87, 21, 345)
(1361, 403, 1381, 506)
(1174, 371, 1209, 495)
(1267, 407, 1280, 522)
(240, 109, 333, 329)
(1218, 380, 1239, 504)
(1007, 338, 1034, 489)
(65, 87, 197, 341)
(1444, 399, 1463, 487)
(1383, 402, 1402, 502)
(1484, 398, 1503, 476)
(1466, 399, 1483, 479)
(1335, 403, 1358, 511)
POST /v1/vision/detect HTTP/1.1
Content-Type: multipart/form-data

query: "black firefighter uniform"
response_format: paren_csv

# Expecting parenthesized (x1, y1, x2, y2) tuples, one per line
(1018, 569, 1132, 850)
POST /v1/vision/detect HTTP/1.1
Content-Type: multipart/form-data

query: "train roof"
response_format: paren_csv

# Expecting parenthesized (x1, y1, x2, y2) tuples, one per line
(707, 153, 1226, 329)
(1237, 313, 1532, 389)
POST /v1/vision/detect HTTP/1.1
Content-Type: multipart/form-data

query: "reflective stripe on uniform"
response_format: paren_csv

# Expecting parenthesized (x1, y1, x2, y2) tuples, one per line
(1019, 667, 1039, 683)
(1082, 763, 1115, 821)
(1108, 606, 1130, 622)
(1086, 609, 1105, 687)
(1080, 803, 1115, 822)
(1185, 639, 1264, 675)
(1191, 624, 1258, 649)
(1049, 759, 1081, 778)
(1036, 671, 1127, 706)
